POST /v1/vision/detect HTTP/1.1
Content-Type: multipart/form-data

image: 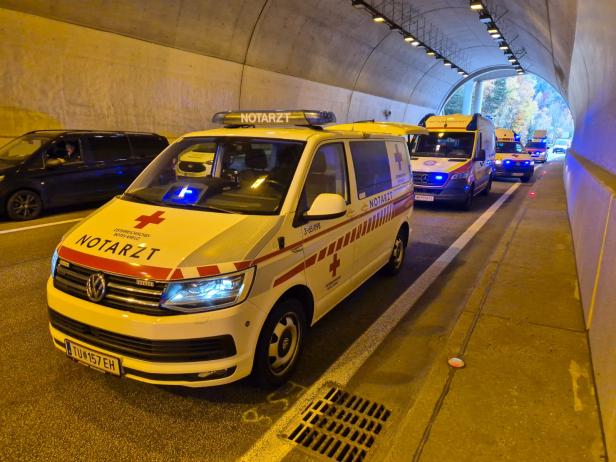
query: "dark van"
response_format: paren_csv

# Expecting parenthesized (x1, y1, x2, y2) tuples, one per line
(0, 130, 168, 220)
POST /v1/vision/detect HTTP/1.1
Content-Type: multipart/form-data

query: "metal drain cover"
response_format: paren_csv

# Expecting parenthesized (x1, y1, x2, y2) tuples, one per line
(285, 386, 391, 462)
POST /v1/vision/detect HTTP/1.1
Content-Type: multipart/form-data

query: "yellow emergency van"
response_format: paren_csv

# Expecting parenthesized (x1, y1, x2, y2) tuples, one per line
(494, 128, 534, 183)
(409, 113, 496, 210)
(47, 111, 422, 387)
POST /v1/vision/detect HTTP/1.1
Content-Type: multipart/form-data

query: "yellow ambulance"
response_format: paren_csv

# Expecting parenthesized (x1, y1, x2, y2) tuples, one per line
(409, 113, 496, 210)
(494, 128, 534, 183)
(47, 111, 422, 387)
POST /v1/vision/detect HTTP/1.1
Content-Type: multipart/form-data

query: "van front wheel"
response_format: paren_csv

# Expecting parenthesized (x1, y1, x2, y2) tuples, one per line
(383, 228, 407, 276)
(253, 298, 306, 387)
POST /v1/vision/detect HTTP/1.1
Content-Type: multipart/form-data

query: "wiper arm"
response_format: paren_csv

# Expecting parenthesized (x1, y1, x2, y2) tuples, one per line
(189, 204, 234, 214)
(122, 192, 160, 206)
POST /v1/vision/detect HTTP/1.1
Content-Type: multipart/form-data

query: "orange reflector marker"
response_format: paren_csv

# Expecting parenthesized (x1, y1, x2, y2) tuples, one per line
(448, 357, 466, 368)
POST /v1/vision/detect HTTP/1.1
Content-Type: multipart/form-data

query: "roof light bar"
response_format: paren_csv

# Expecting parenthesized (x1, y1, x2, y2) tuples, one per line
(212, 110, 336, 127)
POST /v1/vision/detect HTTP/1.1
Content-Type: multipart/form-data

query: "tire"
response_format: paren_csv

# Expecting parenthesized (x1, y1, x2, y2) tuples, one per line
(520, 175, 532, 183)
(252, 298, 307, 387)
(383, 228, 407, 275)
(480, 175, 492, 196)
(461, 185, 474, 211)
(6, 190, 43, 221)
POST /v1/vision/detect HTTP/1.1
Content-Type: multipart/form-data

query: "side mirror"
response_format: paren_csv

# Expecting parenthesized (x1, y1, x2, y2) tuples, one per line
(303, 193, 346, 221)
(475, 149, 486, 162)
(46, 158, 63, 169)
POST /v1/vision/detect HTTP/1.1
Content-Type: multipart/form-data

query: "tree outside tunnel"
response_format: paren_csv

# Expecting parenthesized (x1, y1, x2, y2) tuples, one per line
(443, 75, 574, 145)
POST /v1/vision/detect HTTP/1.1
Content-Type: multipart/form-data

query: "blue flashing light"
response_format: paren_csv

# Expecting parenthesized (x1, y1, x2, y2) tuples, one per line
(430, 172, 448, 186)
(163, 185, 203, 205)
(435, 175, 444, 180)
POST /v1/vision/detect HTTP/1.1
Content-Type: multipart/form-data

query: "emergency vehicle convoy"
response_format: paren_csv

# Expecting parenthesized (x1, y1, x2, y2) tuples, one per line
(494, 128, 535, 183)
(525, 129, 548, 163)
(408, 113, 495, 210)
(46, 110, 422, 387)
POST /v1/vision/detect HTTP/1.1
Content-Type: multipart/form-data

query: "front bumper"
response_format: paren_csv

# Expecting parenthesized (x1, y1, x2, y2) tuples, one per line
(495, 164, 534, 178)
(414, 178, 470, 203)
(47, 278, 265, 387)
(529, 152, 547, 161)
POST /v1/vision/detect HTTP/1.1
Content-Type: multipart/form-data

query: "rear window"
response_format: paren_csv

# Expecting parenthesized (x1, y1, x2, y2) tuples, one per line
(349, 141, 392, 199)
(527, 141, 546, 149)
(496, 142, 523, 153)
(129, 135, 168, 158)
(87, 135, 131, 162)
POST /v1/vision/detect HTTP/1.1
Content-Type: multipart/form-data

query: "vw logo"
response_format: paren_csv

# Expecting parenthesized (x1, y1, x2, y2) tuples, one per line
(423, 160, 437, 166)
(86, 273, 106, 302)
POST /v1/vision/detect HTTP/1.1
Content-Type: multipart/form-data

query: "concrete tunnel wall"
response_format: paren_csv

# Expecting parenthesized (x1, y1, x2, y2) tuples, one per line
(0, 0, 614, 454)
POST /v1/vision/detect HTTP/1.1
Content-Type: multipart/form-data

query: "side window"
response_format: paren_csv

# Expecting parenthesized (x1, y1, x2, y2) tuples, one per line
(349, 141, 392, 199)
(516, 143, 523, 153)
(301, 143, 348, 212)
(87, 134, 130, 162)
(129, 135, 168, 158)
(47, 137, 83, 164)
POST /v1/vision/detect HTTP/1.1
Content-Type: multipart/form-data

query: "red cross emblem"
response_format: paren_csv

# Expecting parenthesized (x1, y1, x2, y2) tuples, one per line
(394, 146, 403, 171)
(134, 210, 166, 229)
(329, 253, 341, 278)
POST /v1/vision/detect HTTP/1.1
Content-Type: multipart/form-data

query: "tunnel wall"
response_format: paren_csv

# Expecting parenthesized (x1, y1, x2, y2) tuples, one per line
(0, 6, 436, 144)
(566, 0, 616, 455)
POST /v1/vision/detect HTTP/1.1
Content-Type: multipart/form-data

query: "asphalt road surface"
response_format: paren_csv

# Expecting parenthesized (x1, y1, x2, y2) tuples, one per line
(0, 172, 539, 461)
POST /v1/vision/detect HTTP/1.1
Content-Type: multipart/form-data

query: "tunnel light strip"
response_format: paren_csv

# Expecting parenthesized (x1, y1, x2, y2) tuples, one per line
(469, 0, 525, 74)
(240, 182, 521, 462)
(351, 0, 470, 76)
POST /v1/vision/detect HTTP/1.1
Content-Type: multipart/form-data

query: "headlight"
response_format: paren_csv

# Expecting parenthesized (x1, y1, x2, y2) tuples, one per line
(51, 248, 59, 277)
(161, 267, 255, 312)
(530, 161, 535, 165)
(0, 174, 5, 182)
(495, 160, 502, 165)
(450, 172, 468, 179)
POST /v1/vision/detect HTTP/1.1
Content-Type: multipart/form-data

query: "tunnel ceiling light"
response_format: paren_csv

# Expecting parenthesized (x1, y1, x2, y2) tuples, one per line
(470, 1, 484, 10)
(479, 12, 492, 23)
(490, 32, 501, 39)
(351, 1, 471, 75)
(458, 70, 465, 75)
(508, 57, 517, 63)
(499, 42, 509, 50)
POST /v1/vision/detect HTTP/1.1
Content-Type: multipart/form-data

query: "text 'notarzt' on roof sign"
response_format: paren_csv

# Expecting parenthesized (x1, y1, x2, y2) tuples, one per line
(240, 112, 291, 124)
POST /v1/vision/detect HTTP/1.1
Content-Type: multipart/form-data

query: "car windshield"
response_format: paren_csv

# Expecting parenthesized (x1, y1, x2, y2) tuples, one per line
(0, 134, 52, 163)
(527, 141, 546, 149)
(123, 137, 306, 215)
(496, 141, 523, 153)
(411, 131, 475, 159)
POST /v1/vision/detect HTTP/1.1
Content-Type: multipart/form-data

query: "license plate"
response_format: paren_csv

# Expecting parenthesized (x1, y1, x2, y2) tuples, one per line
(415, 194, 435, 202)
(65, 340, 122, 376)
(512, 173, 524, 177)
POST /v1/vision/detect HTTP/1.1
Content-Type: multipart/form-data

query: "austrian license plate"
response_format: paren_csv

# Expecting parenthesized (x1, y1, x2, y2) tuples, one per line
(512, 173, 524, 177)
(415, 194, 435, 202)
(65, 340, 122, 376)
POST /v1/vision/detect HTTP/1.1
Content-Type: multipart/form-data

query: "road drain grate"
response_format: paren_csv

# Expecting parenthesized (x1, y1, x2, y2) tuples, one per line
(286, 386, 391, 462)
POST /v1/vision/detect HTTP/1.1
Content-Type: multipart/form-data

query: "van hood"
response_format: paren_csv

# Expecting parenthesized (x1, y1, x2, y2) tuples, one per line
(58, 198, 281, 280)
(495, 152, 533, 161)
(411, 157, 470, 173)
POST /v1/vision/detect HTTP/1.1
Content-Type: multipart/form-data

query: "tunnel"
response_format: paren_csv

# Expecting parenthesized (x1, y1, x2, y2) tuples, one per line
(0, 0, 614, 460)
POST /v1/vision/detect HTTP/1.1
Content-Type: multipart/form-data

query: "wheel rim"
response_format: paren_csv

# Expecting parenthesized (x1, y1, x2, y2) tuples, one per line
(392, 237, 404, 269)
(268, 312, 301, 376)
(10, 192, 40, 219)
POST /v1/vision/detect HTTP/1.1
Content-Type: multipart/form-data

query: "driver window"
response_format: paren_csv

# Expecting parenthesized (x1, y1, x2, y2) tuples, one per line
(47, 138, 82, 164)
(300, 143, 348, 213)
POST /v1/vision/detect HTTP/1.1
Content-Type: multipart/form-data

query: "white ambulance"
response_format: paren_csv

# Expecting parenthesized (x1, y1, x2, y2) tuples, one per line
(494, 128, 534, 183)
(47, 111, 422, 387)
(409, 113, 496, 210)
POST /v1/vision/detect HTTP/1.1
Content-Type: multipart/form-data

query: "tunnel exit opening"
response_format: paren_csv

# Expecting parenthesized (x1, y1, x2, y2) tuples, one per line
(440, 74, 574, 155)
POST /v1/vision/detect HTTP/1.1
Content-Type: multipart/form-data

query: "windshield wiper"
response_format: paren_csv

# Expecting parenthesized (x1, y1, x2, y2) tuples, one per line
(122, 192, 161, 206)
(188, 204, 234, 214)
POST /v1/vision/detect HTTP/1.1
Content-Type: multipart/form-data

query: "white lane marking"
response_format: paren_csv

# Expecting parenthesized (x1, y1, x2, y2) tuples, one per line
(0, 218, 84, 235)
(240, 182, 521, 461)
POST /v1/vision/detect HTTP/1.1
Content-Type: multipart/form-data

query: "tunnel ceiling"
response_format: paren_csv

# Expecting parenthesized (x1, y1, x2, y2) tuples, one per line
(0, 0, 576, 109)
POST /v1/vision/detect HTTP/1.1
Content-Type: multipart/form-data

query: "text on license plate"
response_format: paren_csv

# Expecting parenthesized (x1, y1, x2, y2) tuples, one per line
(415, 194, 434, 202)
(65, 340, 122, 376)
(512, 173, 524, 177)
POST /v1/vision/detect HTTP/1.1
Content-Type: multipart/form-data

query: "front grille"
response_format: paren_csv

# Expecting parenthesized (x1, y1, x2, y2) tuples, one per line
(54, 260, 172, 316)
(501, 160, 532, 171)
(413, 172, 448, 186)
(178, 161, 206, 173)
(49, 309, 237, 362)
